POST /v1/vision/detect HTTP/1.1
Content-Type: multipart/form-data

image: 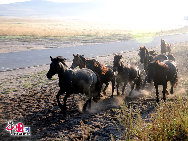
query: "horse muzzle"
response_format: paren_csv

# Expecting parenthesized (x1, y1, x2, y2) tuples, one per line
(46, 73, 53, 79)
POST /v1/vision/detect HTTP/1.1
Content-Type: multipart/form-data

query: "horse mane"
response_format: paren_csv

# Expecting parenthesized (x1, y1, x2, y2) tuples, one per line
(88, 59, 109, 75)
(55, 56, 68, 67)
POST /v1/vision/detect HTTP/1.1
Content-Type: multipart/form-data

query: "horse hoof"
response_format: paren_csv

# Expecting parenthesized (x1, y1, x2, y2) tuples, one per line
(166, 90, 169, 95)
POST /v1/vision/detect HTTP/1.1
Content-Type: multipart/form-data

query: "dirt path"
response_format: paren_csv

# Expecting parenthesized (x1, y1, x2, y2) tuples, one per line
(0, 42, 187, 140)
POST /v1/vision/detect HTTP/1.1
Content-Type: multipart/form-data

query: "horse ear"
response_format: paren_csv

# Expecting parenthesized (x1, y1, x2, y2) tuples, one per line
(50, 56, 53, 61)
(73, 54, 75, 57)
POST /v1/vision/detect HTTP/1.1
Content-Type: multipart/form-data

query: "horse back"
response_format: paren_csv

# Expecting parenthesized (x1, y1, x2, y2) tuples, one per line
(154, 54, 168, 62)
(73, 68, 97, 85)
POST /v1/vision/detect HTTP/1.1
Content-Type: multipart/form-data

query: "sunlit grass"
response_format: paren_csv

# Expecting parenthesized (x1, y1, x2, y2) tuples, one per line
(0, 18, 187, 44)
(113, 98, 188, 140)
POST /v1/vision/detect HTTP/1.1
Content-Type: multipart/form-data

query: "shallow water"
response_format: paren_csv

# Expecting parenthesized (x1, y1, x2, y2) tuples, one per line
(0, 33, 188, 71)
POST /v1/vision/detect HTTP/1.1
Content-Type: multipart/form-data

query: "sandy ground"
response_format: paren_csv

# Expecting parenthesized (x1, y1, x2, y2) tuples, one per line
(0, 41, 188, 140)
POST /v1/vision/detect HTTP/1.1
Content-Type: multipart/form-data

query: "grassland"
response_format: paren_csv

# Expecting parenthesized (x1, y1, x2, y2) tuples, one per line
(0, 17, 188, 140)
(1, 17, 187, 41)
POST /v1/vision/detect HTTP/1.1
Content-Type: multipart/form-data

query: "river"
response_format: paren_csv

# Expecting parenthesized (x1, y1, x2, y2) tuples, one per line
(0, 33, 188, 71)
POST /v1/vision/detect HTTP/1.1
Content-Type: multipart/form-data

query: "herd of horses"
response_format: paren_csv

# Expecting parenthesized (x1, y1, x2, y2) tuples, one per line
(46, 39, 178, 116)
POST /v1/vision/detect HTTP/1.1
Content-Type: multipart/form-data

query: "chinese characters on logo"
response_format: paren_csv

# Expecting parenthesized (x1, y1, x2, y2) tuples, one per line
(6, 121, 31, 136)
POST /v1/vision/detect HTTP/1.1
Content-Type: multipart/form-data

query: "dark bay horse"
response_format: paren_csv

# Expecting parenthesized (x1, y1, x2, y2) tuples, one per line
(113, 55, 142, 95)
(46, 56, 101, 116)
(146, 60, 178, 103)
(71, 54, 115, 97)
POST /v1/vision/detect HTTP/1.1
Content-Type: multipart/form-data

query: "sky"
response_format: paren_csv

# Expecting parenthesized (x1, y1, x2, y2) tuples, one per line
(0, 0, 188, 31)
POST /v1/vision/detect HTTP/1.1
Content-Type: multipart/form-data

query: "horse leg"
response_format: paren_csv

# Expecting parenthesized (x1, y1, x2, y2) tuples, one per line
(83, 98, 91, 112)
(116, 81, 120, 95)
(129, 81, 135, 96)
(162, 83, 167, 102)
(62, 92, 71, 116)
(83, 89, 92, 112)
(170, 81, 175, 94)
(103, 82, 109, 95)
(154, 84, 159, 103)
(56, 90, 63, 110)
(122, 81, 128, 95)
(111, 77, 115, 97)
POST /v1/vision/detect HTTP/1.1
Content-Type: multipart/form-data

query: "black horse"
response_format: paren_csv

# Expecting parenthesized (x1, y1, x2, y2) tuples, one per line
(139, 46, 171, 71)
(71, 54, 115, 97)
(146, 60, 178, 103)
(46, 56, 101, 116)
(113, 54, 142, 95)
(139, 46, 155, 71)
(167, 54, 176, 61)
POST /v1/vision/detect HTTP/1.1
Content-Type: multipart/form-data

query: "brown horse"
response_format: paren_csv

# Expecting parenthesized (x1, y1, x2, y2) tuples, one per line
(71, 54, 115, 97)
(46, 56, 102, 116)
(161, 39, 172, 54)
(113, 54, 142, 95)
(146, 60, 178, 103)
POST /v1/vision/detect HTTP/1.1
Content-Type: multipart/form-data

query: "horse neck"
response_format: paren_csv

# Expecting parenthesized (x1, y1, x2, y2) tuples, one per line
(117, 61, 127, 72)
(57, 62, 67, 78)
(79, 57, 87, 68)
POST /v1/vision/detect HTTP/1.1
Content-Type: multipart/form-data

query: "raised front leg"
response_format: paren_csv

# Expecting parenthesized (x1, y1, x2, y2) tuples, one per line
(162, 84, 167, 102)
(154, 84, 159, 103)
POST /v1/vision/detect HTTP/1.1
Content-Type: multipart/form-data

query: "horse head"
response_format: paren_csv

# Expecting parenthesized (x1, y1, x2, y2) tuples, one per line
(139, 46, 148, 63)
(71, 54, 86, 69)
(146, 60, 159, 83)
(113, 54, 123, 72)
(47, 56, 67, 79)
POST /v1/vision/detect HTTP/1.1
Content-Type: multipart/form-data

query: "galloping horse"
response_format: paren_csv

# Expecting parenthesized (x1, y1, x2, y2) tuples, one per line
(139, 46, 170, 71)
(161, 39, 172, 54)
(71, 54, 115, 97)
(113, 54, 142, 95)
(139, 46, 155, 71)
(146, 60, 178, 103)
(47, 56, 102, 116)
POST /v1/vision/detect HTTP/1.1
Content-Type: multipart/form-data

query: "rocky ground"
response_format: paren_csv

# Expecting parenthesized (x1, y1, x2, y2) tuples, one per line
(0, 41, 188, 140)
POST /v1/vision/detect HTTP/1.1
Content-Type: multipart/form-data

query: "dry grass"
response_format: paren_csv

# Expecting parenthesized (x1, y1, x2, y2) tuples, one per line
(114, 98, 188, 140)
(0, 18, 130, 38)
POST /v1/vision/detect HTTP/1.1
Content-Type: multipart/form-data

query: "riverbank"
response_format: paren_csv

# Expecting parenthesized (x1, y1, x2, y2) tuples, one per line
(0, 41, 187, 140)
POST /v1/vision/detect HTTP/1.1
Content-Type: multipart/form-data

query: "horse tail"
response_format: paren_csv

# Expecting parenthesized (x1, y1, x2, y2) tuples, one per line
(95, 73, 102, 97)
(135, 70, 142, 90)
